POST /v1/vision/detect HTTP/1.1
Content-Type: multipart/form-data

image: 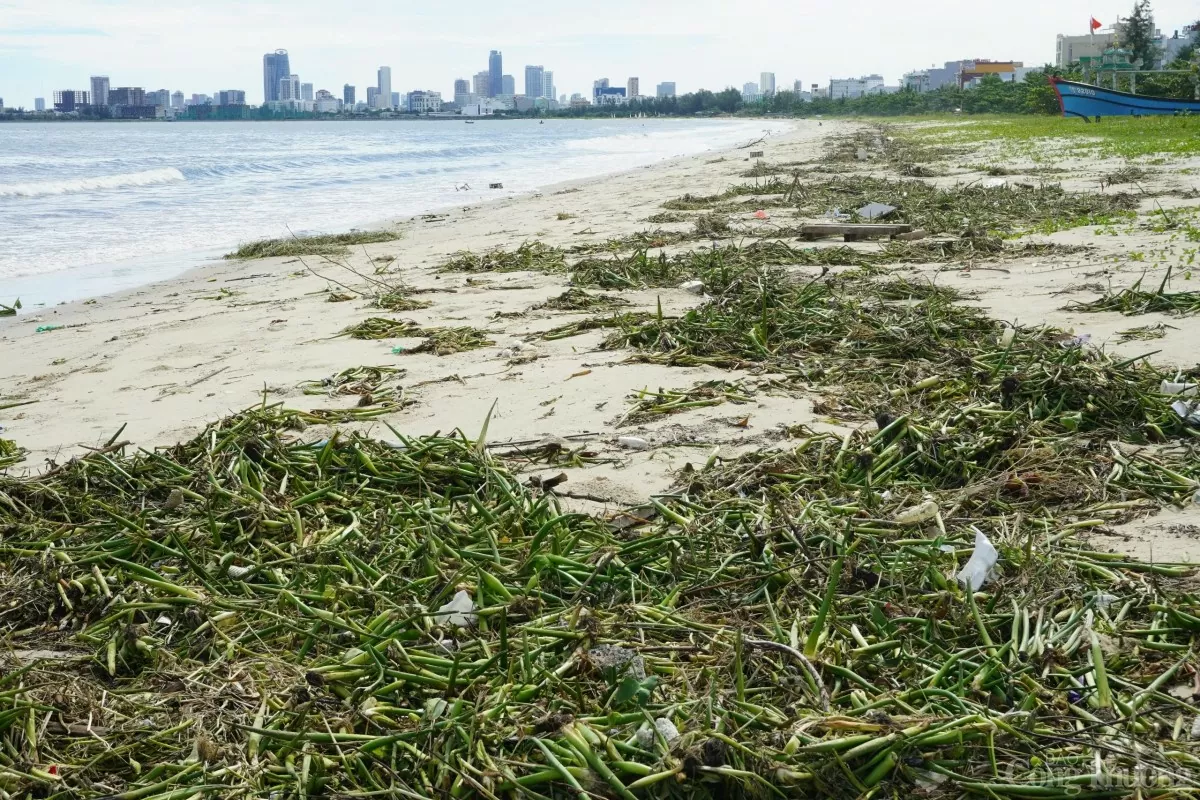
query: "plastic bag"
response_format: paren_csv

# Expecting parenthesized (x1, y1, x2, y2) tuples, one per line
(957, 527, 998, 591)
(435, 590, 477, 628)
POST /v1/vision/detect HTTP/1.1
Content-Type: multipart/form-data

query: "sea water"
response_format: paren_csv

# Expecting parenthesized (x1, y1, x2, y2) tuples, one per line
(0, 118, 768, 307)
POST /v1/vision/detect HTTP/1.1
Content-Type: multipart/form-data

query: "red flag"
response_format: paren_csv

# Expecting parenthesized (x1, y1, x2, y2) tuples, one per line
(1090, 17, 1102, 31)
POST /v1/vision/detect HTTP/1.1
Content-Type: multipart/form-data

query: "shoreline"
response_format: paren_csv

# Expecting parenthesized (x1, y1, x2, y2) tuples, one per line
(2, 118, 776, 310)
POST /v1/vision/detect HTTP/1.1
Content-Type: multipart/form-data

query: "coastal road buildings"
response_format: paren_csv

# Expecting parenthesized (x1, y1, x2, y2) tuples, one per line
(171, 91, 184, 108)
(34, 98, 45, 111)
(90, 76, 109, 107)
(828, 74, 884, 99)
(657, 81, 676, 98)
(542, 71, 555, 100)
(366, 87, 379, 107)
(472, 72, 489, 97)
(502, 74, 515, 95)
(742, 82, 759, 102)
(301, 83, 314, 101)
(627, 77, 639, 98)
(262, 49, 290, 103)
(377, 66, 392, 109)
(524, 65, 544, 97)
(760, 72, 775, 96)
(343, 84, 355, 105)
(488, 51, 503, 97)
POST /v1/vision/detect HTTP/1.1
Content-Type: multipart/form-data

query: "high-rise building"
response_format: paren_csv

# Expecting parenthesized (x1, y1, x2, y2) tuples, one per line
(760, 72, 776, 97)
(502, 75, 515, 96)
(217, 90, 246, 105)
(793, 79, 803, 94)
(488, 51, 503, 97)
(53, 90, 89, 112)
(656, 81, 676, 98)
(542, 71, 554, 100)
(301, 83, 314, 101)
(147, 89, 170, 106)
(627, 77, 640, 98)
(279, 75, 301, 102)
(90, 76, 110, 107)
(263, 49, 290, 103)
(473, 72, 490, 96)
(171, 91, 184, 108)
(34, 97, 46, 112)
(189, 93, 212, 106)
(377, 66, 392, 108)
(366, 87, 379, 107)
(390, 91, 400, 108)
(344, 84, 355, 105)
(742, 82, 759, 102)
(524, 65, 544, 98)
(108, 87, 146, 106)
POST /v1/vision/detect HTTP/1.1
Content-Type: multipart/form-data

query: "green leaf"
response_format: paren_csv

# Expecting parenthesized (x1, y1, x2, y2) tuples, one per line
(613, 675, 658, 708)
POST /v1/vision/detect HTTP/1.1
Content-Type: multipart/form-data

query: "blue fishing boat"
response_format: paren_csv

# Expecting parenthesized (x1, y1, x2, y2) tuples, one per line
(1052, 77, 1200, 119)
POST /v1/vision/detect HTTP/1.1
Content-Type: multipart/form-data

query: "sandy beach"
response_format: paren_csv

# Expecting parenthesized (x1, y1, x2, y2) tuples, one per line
(3, 117, 1200, 550)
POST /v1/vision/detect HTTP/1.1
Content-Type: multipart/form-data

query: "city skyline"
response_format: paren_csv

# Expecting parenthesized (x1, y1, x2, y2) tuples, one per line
(5, 0, 1198, 108)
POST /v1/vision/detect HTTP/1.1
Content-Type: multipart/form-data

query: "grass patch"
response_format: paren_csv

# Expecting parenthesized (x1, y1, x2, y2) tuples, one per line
(438, 242, 567, 273)
(1072, 272, 1200, 317)
(402, 326, 494, 355)
(225, 231, 399, 259)
(533, 287, 631, 312)
(645, 211, 691, 224)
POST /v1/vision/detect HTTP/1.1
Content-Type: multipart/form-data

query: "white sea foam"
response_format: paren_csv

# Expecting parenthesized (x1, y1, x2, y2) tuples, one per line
(0, 167, 185, 198)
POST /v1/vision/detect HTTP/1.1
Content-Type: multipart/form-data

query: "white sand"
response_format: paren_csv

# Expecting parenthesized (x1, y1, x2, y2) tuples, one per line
(3, 118, 1199, 555)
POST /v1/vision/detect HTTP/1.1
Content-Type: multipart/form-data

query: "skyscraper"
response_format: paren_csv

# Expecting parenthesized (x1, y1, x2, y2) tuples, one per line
(263, 50, 290, 103)
(760, 72, 776, 97)
(524, 65, 544, 98)
(473, 72, 489, 96)
(377, 66, 392, 108)
(391, 92, 401, 108)
(344, 84, 356, 105)
(542, 71, 554, 100)
(35, 97, 46, 112)
(171, 91, 184, 108)
(488, 51, 503, 97)
(217, 90, 246, 105)
(90, 76, 110, 107)
(502, 75, 515, 96)
(367, 87, 379, 107)
(656, 81, 676, 98)
(627, 77, 640, 98)
(280, 75, 301, 102)
(454, 78, 470, 95)
(301, 83, 314, 101)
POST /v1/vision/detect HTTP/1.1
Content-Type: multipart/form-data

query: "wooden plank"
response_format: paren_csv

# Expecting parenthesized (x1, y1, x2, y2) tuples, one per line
(799, 223, 912, 242)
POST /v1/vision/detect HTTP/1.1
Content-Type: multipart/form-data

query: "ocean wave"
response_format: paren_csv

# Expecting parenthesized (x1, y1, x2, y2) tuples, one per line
(0, 167, 186, 198)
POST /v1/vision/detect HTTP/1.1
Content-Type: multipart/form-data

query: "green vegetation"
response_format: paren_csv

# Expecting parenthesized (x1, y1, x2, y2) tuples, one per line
(225, 231, 399, 259)
(0, 436, 25, 468)
(1072, 271, 1200, 316)
(533, 287, 632, 312)
(906, 114, 1200, 159)
(438, 241, 567, 273)
(0, 298, 20, 317)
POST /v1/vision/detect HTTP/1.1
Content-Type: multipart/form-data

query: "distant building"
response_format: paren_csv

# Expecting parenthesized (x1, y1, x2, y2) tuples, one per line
(314, 89, 342, 113)
(263, 49, 290, 103)
(1162, 29, 1193, 63)
(957, 60, 1024, 87)
(377, 66, 392, 109)
(793, 79, 803, 93)
(593, 81, 627, 105)
(108, 87, 146, 106)
(742, 82, 760, 102)
(656, 81, 676, 98)
(1056, 32, 1117, 66)
(489, 51, 503, 96)
(454, 78, 470, 95)
(279, 75, 301, 102)
(524, 65, 544, 97)
(53, 90, 89, 112)
(148, 89, 171, 106)
(760, 72, 776, 97)
(543, 71, 555, 100)
(473, 71, 490, 97)
(391, 92, 401, 108)
(366, 87, 380, 107)
(217, 89, 246, 105)
(344, 84, 355, 105)
(171, 91, 184, 108)
(407, 90, 443, 113)
(502, 74, 515, 95)
(34, 97, 46, 112)
(627, 77, 640, 98)
(189, 93, 212, 106)
(828, 74, 885, 99)
(301, 83, 314, 101)
(90, 76, 110, 107)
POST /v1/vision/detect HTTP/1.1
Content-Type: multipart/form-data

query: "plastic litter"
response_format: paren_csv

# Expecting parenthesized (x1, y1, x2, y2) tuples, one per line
(679, 280, 705, 295)
(1191, 716, 1200, 740)
(1059, 333, 1091, 349)
(895, 499, 939, 526)
(391, 346, 406, 355)
(957, 526, 999, 592)
(1161, 381, 1198, 397)
(227, 565, 254, 581)
(1094, 593, 1119, 611)
(753, 210, 769, 220)
(1174, 401, 1200, 424)
(1162, 381, 1200, 424)
(857, 202, 897, 220)
(35, 325, 62, 333)
(434, 590, 477, 628)
(984, 178, 1008, 188)
(999, 327, 1015, 348)
(618, 436, 650, 451)
(855, 148, 869, 161)
(589, 645, 646, 679)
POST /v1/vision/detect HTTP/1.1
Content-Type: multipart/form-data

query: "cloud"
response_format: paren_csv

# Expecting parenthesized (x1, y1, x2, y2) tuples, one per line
(3, 26, 107, 36)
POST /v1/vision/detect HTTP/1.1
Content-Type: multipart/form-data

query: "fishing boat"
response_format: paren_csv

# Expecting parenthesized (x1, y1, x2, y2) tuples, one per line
(1052, 77, 1200, 119)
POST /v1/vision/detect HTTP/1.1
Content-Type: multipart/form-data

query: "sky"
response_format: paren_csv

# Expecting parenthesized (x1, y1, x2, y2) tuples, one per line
(2, 0, 1197, 107)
